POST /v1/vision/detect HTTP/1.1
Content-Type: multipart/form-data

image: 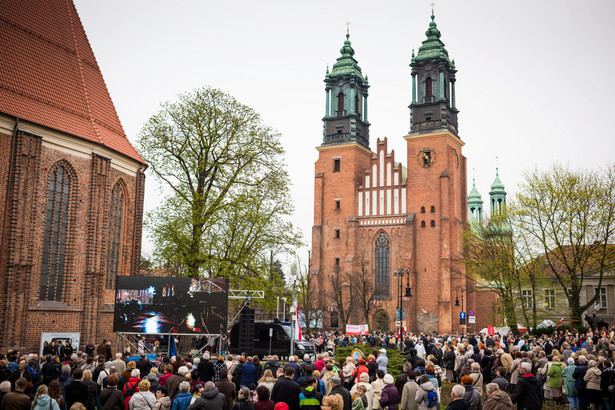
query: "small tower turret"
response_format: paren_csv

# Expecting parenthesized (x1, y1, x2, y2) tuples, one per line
(468, 177, 483, 222)
(489, 167, 507, 215)
(322, 33, 370, 148)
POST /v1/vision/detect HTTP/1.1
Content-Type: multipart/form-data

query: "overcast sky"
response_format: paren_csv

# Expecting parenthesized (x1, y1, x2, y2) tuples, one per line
(74, 0, 615, 266)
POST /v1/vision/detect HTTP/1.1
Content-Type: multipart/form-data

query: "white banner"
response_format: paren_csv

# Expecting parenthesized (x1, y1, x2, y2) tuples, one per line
(345, 324, 369, 335)
(40, 332, 81, 357)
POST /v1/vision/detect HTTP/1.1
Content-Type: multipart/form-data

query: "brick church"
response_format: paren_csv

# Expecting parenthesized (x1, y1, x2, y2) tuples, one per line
(0, 0, 146, 350)
(311, 15, 484, 334)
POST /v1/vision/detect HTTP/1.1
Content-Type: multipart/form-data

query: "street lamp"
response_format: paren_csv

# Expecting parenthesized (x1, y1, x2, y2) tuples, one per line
(455, 287, 465, 336)
(394, 267, 413, 346)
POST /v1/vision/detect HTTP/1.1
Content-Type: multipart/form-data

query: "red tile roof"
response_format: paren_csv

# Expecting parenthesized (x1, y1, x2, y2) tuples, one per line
(0, 0, 145, 164)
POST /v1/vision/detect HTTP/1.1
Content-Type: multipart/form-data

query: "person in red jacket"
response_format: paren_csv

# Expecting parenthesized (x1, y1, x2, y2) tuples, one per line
(350, 359, 369, 385)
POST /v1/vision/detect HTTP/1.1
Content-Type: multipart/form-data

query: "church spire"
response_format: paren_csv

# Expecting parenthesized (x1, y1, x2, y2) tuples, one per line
(322, 31, 370, 148)
(468, 174, 484, 222)
(409, 14, 459, 136)
(489, 164, 507, 215)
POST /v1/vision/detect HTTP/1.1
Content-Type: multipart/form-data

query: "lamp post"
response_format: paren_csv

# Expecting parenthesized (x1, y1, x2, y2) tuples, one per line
(394, 267, 413, 347)
(454, 287, 465, 337)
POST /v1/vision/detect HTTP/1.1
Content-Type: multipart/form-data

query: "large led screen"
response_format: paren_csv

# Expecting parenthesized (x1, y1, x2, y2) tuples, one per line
(113, 276, 228, 334)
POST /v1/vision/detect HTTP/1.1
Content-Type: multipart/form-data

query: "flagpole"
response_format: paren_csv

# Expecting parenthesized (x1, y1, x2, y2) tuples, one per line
(290, 270, 296, 358)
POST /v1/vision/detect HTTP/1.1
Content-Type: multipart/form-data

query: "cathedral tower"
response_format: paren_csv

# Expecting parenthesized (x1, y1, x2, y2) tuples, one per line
(404, 13, 469, 333)
(489, 168, 507, 215)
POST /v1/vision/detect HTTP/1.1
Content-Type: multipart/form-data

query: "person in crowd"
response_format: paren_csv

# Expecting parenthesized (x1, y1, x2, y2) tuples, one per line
(7, 361, 32, 390)
(170, 382, 191, 410)
(2, 377, 31, 410)
(213, 356, 227, 382)
(65, 368, 89, 410)
(321, 394, 344, 410)
(415, 374, 437, 410)
(583, 360, 602, 410)
(445, 385, 470, 410)
(128, 380, 156, 410)
(510, 362, 542, 410)
(100, 374, 124, 410)
(398, 370, 418, 410)
(491, 367, 508, 394)
(298, 377, 322, 410)
(329, 376, 351, 410)
(253, 385, 274, 410)
(152, 387, 171, 410)
(271, 367, 300, 410)
(460, 375, 481, 410)
(113, 354, 126, 376)
(232, 386, 253, 410)
(48, 380, 67, 410)
(197, 353, 214, 384)
(379, 374, 399, 410)
(32, 385, 61, 410)
(215, 368, 236, 410)
(482, 383, 513, 410)
(165, 367, 188, 401)
(257, 369, 276, 394)
(376, 350, 388, 375)
(351, 384, 368, 410)
(562, 357, 578, 410)
(81, 370, 97, 410)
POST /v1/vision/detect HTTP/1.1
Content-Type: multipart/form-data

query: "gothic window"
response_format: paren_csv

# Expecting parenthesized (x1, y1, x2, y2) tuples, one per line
(335, 199, 341, 210)
(421, 206, 425, 213)
(337, 92, 345, 115)
(425, 77, 433, 98)
(106, 183, 124, 289)
(375, 233, 390, 298)
(334, 158, 340, 172)
(355, 94, 360, 114)
(40, 165, 71, 301)
(430, 205, 435, 213)
(421, 221, 426, 228)
(334, 228, 340, 239)
(430, 220, 436, 227)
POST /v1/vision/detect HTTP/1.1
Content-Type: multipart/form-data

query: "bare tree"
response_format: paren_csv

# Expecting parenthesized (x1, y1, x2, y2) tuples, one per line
(329, 263, 353, 331)
(354, 252, 377, 329)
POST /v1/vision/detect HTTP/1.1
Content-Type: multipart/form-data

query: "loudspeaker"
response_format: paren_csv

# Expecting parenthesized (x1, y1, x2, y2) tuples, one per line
(239, 307, 255, 354)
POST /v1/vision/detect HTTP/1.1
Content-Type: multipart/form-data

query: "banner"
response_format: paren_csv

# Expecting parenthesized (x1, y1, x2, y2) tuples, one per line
(345, 324, 369, 335)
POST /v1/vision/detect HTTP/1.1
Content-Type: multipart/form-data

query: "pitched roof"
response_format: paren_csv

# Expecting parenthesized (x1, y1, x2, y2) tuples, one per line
(0, 0, 145, 164)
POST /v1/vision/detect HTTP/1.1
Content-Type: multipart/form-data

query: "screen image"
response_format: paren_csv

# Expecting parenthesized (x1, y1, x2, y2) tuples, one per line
(113, 276, 228, 335)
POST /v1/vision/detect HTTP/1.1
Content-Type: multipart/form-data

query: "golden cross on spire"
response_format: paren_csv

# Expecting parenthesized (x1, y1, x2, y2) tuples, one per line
(430, 1, 436, 16)
(346, 20, 351, 35)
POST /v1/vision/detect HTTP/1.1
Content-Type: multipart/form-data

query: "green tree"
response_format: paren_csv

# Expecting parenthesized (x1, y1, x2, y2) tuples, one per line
(514, 164, 615, 325)
(138, 86, 302, 283)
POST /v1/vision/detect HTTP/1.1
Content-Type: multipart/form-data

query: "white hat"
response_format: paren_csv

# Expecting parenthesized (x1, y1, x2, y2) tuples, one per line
(379, 348, 386, 354)
(383, 374, 394, 384)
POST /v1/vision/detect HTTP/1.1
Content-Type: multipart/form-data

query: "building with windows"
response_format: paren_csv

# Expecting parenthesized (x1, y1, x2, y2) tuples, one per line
(311, 15, 478, 333)
(0, 0, 146, 350)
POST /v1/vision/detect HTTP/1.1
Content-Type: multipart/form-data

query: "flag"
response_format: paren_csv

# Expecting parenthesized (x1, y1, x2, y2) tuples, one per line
(169, 335, 177, 358)
(554, 318, 565, 329)
(295, 302, 302, 341)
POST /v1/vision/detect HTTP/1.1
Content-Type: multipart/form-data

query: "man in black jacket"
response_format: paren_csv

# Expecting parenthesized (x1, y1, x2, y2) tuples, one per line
(329, 376, 351, 410)
(271, 367, 301, 410)
(41, 355, 61, 385)
(511, 362, 542, 409)
(65, 368, 89, 410)
(197, 353, 215, 383)
(572, 355, 588, 410)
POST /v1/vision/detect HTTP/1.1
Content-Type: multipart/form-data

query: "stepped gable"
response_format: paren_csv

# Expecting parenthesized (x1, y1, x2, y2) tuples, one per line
(0, 0, 145, 163)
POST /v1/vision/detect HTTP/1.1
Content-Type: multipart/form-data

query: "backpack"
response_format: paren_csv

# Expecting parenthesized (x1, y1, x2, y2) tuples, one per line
(425, 390, 438, 408)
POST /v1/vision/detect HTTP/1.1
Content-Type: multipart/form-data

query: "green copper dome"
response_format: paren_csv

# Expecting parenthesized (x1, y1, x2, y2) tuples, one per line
(328, 34, 365, 80)
(414, 15, 453, 68)
(490, 168, 506, 194)
(468, 178, 483, 204)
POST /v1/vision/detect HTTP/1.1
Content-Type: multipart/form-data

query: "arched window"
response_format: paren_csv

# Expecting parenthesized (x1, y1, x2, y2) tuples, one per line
(106, 183, 124, 289)
(40, 165, 71, 301)
(337, 92, 344, 115)
(430, 205, 435, 213)
(375, 233, 390, 298)
(355, 94, 360, 114)
(425, 77, 433, 97)
(431, 220, 436, 227)
(421, 220, 426, 228)
(421, 206, 426, 213)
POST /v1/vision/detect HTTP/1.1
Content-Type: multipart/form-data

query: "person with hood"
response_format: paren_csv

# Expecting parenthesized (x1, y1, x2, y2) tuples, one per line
(482, 383, 512, 410)
(186, 381, 226, 410)
(153, 387, 171, 410)
(232, 386, 254, 410)
(445, 385, 470, 410)
(460, 375, 481, 410)
(129, 380, 156, 410)
(510, 362, 542, 410)
(379, 374, 399, 410)
(414, 374, 436, 410)
(583, 360, 602, 409)
(561, 357, 578, 410)
(32, 385, 61, 410)
(376, 350, 388, 375)
(298, 377, 322, 409)
(350, 373, 373, 410)
(171, 382, 192, 410)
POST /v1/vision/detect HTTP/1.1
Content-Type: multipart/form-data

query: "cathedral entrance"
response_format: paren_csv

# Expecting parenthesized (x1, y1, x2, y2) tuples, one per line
(372, 309, 389, 331)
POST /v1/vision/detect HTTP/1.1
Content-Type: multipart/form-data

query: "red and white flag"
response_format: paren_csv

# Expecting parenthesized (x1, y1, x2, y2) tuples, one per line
(554, 318, 565, 329)
(295, 302, 302, 341)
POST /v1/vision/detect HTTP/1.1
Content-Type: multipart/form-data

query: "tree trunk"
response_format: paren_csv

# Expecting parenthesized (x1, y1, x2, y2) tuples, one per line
(503, 287, 519, 336)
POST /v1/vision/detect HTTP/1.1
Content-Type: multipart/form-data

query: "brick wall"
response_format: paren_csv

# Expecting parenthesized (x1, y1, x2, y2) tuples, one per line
(0, 129, 145, 351)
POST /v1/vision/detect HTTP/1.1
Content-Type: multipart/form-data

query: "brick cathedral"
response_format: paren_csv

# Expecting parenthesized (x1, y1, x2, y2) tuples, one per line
(0, 0, 146, 350)
(311, 15, 482, 334)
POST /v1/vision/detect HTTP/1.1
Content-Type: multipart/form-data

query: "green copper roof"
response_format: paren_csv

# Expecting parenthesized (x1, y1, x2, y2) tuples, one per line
(490, 168, 506, 193)
(468, 178, 483, 204)
(328, 34, 365, 80)
(414, 15, 453, 68)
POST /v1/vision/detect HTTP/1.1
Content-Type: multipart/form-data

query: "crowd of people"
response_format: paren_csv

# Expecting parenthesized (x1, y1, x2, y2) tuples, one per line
(0, 329, 614, 410)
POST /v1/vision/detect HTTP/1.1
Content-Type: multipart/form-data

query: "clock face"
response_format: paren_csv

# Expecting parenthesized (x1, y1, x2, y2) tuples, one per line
(418, 149, 435, 168)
